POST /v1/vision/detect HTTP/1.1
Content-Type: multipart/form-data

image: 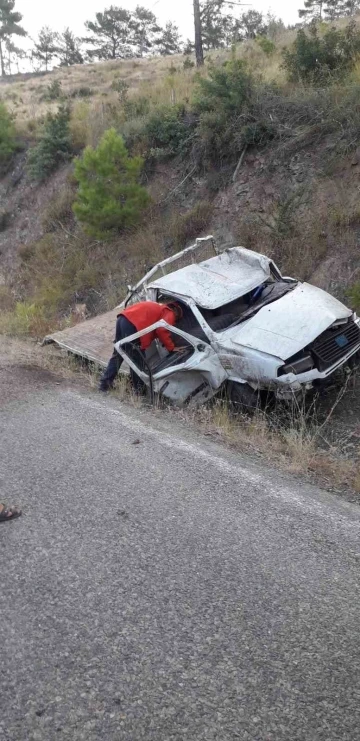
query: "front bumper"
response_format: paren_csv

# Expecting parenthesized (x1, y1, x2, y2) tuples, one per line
(273, 341, 360, 398)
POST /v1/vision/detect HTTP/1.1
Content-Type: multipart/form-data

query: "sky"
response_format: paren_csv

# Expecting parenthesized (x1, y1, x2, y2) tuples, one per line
(16, 0, 301, 42)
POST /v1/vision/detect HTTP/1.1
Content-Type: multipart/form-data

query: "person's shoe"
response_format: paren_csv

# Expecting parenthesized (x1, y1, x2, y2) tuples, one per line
(99, 380, 113, 392)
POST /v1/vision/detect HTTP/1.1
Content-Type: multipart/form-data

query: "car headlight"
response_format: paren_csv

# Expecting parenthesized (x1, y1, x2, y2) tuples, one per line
(278, 354, 314, 376)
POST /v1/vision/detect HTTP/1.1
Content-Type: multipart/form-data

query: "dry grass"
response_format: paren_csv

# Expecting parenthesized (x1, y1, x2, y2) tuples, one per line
(2, 331, 359, 498)
(0, 27, 301, 138)
(189, 394, 360, 496)
(41, 184, 76, 231)
(3, 199, 203, 329)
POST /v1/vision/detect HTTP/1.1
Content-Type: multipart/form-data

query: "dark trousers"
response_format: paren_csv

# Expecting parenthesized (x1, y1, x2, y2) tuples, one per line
(100, 315, 137, 388)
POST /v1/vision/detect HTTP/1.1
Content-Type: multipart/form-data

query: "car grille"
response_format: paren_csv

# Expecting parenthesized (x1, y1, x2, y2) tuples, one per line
(310, 320, 360, 371)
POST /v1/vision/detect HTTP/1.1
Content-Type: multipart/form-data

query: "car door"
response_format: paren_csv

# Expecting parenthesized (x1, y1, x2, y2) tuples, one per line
(115, 321, 228, 405)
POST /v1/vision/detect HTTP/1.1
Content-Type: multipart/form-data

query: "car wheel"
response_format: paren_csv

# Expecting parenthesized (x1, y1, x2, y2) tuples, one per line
(228, 381, 260, 412)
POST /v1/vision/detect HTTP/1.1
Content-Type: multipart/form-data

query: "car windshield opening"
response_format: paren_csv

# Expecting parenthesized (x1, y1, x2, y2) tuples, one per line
(197, 279, 297, 331)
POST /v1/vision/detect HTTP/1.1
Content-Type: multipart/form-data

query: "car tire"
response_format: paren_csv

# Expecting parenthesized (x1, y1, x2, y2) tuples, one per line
(228, 381, 260, 412)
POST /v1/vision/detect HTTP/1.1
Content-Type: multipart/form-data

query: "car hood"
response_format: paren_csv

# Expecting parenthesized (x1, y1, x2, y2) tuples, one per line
(223, 282, 352, 361)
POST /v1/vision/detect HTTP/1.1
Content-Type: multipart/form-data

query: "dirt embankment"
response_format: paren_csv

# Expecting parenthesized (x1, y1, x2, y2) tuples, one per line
(2, 136, 360, 299)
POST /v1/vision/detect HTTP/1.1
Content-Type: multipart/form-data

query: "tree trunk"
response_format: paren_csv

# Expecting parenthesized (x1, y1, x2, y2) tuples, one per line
(193, 0, 204, 67)
(0, 39, 6, 77)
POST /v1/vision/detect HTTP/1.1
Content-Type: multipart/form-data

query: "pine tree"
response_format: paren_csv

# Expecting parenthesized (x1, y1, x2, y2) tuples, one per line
(0, 0, 26, 77)
(298, 1, 324, 22)
(4, 36, 24, 73)
(32, 26, 58, 71)
(300, 0, 360, 22)
(238, 10, 266, 40)
(183, 38, 195, 55)
(56, 28, 83, 66)
(84, 6, 133, 60)
(73, 128, 150, 238)
(131, 5, 161, 57)
(324, 0, 343, 19)
(156, 22, 182, 56)
(0, 100, 16, 168)
(341, 0, 360, 14)
(265, 12, 285, 40)
(200, 0, 232, 50)
(28, 106, 72, 181)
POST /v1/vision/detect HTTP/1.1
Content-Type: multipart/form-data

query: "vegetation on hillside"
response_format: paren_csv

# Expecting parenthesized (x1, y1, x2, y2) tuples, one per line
(1, 14, 360, 336)
(1, 5, 360, 495)
(27, 105, 72, 180)
(0, 99, 16, 170)
(283, 20, 360, 81)
(73, 128, 150, 237)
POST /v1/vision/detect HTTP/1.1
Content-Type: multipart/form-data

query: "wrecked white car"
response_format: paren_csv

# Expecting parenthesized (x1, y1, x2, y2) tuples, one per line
(115, 237, 360, 407)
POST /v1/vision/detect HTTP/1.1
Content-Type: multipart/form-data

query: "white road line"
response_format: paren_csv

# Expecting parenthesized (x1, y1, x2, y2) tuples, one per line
(68, 391, 360, 530)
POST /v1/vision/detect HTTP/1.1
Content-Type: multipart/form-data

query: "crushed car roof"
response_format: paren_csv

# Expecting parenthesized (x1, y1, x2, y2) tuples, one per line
(150, 247, 272, 309)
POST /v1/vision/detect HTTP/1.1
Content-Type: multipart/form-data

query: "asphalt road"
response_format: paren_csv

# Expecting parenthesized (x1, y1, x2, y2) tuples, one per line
(1, 362, 360, 741)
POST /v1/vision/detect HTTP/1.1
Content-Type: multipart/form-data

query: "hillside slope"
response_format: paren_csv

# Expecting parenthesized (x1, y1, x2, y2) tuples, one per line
(1, 24, 360, 324)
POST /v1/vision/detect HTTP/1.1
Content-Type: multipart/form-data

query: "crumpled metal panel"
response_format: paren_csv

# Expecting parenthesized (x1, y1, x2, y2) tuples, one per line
(224, 282, 352, 361)
(150, 247, 271, 309)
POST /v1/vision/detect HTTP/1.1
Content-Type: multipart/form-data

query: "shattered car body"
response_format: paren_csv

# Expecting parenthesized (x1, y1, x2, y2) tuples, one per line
(115, 237, 360, 406)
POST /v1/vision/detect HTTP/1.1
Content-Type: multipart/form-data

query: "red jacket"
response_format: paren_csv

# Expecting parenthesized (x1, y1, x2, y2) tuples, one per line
(118, 301, 176, 352)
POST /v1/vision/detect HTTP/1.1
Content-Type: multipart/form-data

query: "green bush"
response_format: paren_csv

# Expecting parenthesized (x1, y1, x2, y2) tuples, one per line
(194, 58, 253, 118)
(42, 80, 63, 101)
(0, 301, 48, 339)
(28, 106, 72, 181)
(111, 78, 129, 103)
(70, 86, 94, 99)
(183, 57, 195, 70)
(256, 36, 276, 56)
(124, 95, 150, 120)
(193, 58, 275, 163)
(143, 105, 191, 157)
(0, 102, 17, 171)
(73, 128, 150, 238)
(282, 22, 360, 84)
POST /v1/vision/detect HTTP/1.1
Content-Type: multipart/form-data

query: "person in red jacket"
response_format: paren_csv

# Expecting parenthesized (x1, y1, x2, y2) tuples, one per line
(99, 300, 183, 391)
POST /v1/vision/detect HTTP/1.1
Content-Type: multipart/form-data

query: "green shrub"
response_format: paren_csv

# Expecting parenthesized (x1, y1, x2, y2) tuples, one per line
(124, 95, 150, 120)
(0, 102, 17, 171)
(183, 57, 195, 70)
(143, 105, 191, 157)
(73, 128, 150, 238)
(194, 58, 253, 118)
(28, 106, 72, 181)
(42, 80, 63, 101)
(111, 78, 129, 103)
(256, 36, 276, 56)
(0, 301, 48, 339)
(193, 58, 275, 163)
(70, 86, 93, 99)
(282, 22, 360, 84)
